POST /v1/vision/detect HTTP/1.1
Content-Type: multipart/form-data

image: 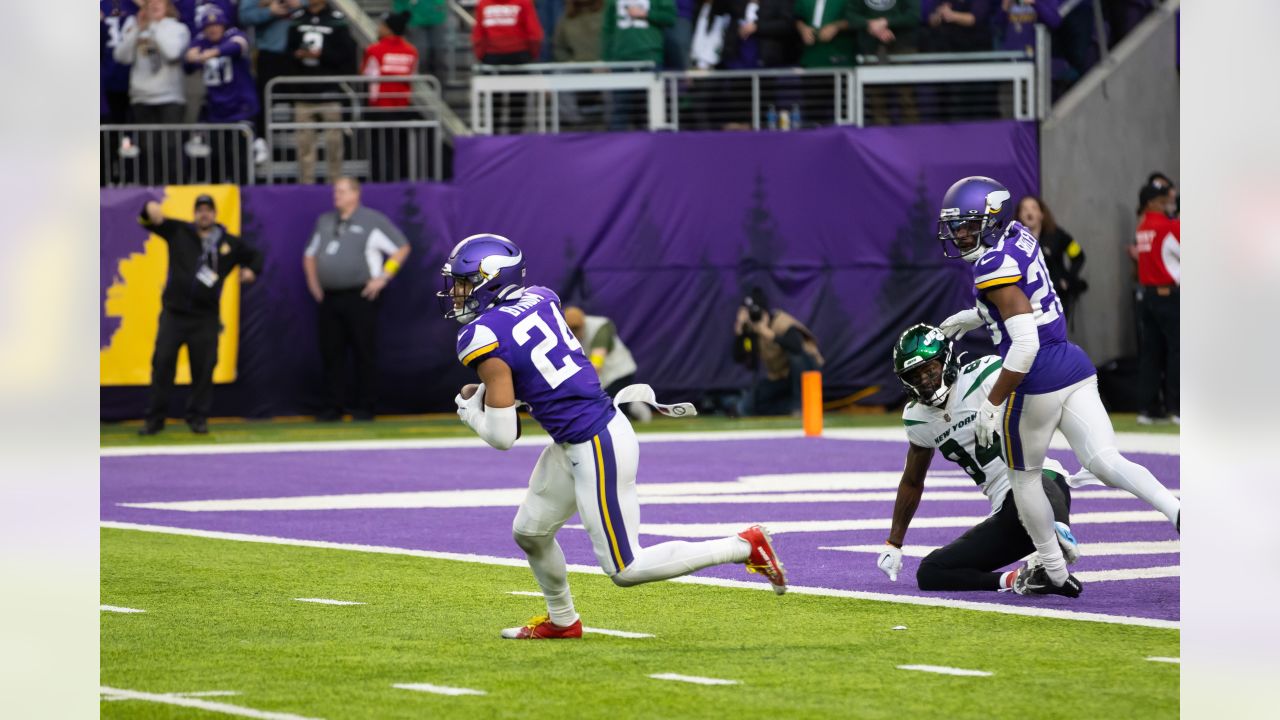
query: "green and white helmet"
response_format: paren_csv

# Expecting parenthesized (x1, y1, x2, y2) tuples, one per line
(893, 323, 959, 407)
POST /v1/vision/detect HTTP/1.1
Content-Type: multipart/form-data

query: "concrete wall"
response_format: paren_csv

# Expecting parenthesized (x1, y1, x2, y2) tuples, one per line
(1041, 1, 1179, 364)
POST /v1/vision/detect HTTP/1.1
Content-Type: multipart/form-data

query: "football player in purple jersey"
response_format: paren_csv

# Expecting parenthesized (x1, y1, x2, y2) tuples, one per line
(441, 234, 787, 639)
(935, 176, 1180, 597)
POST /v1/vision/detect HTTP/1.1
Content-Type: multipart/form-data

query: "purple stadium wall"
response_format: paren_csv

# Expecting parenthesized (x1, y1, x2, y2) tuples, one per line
(100, 121, 1039, 420)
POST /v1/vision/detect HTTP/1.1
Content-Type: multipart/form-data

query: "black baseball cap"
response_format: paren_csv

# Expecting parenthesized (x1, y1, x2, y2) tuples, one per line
(194, 194, 216, 210)
(1138, 182, 1170, 210)
(381, 11, 409, 36)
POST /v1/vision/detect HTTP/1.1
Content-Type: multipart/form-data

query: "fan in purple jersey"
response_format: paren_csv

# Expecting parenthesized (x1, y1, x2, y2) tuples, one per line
(935, 176, 1180, 598)
(184, 7, 259, 123)
(440, 233, 788, 640)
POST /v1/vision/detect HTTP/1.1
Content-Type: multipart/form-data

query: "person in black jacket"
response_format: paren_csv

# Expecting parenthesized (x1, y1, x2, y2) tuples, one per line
(285, 0, 357, 183)
(1016, 195, 1087, 322)
(720, 0, 798, 68)
(137, 194, 264, 435)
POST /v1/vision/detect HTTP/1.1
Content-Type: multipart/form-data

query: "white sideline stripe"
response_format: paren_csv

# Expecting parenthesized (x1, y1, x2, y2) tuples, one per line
(100, 427, 1179, 457)
(99, 686, 322, 719)
(101, 605, 146, 613)
(104, 690, 241, 702)
(101, 521, 1180, 630)
(585, 627, 655, 639)
(393, 683, 486, 696)
(506, 590, 543, 597)
(821, 541, 1181, 558)
(294, 598, 365, 606)
(1146, 656, 1180, 664)
(648, 673, 738, 686)
(1074, 566, 1180, 582)
(577, 511, 1172, 539)
(896, 664, 993, 677)
(118, 486, 1176, 513)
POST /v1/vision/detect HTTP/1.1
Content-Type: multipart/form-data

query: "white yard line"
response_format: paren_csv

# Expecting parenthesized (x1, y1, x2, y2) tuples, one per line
(576, 511, 1173, 539)
(1074, 566, 1180, 582)
(99, 687, 321, 719)
(101, 605, 146, 613)
(1146, 656, 1180, 664)
(103, 690, 240, 702)
(293, 598, 365, 606)
(392, 683, 486, 696)
(101, 427, 1179, 457)
(118, 487, 1177, 513)
(821, 541, 1181, 558)
(101, 522, 1180, 630)
(506, 590, 544, 597)
(584, 627, 654, 639)
(648, 673, 738, 686)
(896, 664, 993, 677)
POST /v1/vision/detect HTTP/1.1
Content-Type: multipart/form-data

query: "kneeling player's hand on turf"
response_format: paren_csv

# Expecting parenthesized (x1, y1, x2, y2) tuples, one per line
(877, 544, 903, 582)
(976, 398, 1001, 448)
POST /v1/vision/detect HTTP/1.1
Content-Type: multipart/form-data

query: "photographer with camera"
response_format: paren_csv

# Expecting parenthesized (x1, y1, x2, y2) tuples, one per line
(732, 287, 824, 416)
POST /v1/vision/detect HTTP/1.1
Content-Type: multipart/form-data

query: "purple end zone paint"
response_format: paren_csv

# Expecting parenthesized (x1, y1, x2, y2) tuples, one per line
(102, 437, 1179, 621)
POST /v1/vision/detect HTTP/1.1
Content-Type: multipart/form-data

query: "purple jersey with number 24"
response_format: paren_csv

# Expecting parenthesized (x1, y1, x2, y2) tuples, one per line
(455, 286, 616, 444)
(972, 221, 1095, 394)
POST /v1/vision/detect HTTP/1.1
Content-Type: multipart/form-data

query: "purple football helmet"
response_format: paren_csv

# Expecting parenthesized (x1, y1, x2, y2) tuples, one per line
(937, 176, 1012, 262)
(438, 234, 526, 323)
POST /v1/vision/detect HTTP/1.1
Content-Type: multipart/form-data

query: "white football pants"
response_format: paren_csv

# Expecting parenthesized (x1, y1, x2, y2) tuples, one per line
(511, 410, 748, 623)
(1004, 376, 1181, 583)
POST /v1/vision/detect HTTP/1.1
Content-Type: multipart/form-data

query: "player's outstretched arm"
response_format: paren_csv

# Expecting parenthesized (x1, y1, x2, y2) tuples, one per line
(879, 443, 933, 581)
(975, 285, 1038, 447)
(455, 358, 519, 450)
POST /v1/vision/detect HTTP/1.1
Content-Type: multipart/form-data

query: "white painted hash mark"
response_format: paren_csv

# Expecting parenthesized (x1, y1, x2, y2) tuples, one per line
(101, 605, 146, 613)
(1146, 657, 1180, 664)
(897, 665, 993, 677)
(506, 590, 543, 597)
(293, 598, 365, 606)
(99, 687, 322, 719)
(393, 683, 486, 696)
(648, 673, 739, 686)
(102, 690, 241, 702)
(584, 627, 654, 639)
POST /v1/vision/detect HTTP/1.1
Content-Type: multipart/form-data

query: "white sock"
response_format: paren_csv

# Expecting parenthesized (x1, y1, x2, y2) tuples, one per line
(613, 536, 750, 586)
(1011, 468, 1069, 584)
(1088, 448, 1181, 525)
(519, 534, 578, 626)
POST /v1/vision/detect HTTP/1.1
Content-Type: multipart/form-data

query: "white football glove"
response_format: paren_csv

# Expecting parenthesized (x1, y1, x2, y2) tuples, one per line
(455, 383, 486, 431)
(876, 544, 903, 582)
(976, 398, 1002, 448)
(939, 307, 984, 340)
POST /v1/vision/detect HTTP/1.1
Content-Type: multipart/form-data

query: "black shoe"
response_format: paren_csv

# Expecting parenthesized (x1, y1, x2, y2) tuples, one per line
(187, 417, 209, 434)
(1012, 564, 1082, 598)
(137, 420, 164, 436)
(316, 409, 342, 422)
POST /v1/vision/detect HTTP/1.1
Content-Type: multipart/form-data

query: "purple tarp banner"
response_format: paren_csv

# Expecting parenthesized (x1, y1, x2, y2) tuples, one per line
(101, 121, 1038, 419)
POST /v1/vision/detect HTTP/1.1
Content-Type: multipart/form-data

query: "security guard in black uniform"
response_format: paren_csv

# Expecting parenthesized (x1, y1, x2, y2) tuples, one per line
(137, 194, 264, 435)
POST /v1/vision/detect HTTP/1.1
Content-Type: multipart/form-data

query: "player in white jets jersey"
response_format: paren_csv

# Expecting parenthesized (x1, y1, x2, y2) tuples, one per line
(876, 324, 1085, 594)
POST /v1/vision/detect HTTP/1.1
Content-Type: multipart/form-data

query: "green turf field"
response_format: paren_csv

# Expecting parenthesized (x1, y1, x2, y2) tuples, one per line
(101, 528, 1178, 720)
(99, 411, 1178, 447)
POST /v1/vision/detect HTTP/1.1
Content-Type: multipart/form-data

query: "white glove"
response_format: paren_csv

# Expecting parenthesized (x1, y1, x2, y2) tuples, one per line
(976, 398, 1002, 448)
(455, 383, 486, 430)
(876, 544, 903, 582)
(939, 307, 984, 340)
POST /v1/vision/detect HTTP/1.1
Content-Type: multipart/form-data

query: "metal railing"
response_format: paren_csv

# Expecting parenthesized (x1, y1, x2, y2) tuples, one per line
(265, 75, 446, 183)
(470, 52, 1046, 134)
(100, 123, 255, 187)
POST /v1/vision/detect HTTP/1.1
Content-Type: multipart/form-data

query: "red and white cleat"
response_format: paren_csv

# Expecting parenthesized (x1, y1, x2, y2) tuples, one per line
(738, 524, 787, 595)
(500, 615, 583, 640)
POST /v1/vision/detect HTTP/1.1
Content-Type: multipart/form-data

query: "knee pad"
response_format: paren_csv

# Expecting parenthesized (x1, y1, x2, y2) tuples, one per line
(609, 570, 638, 588)
(1083, 447, 1123, 477)
(512, 528, 549, 555)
